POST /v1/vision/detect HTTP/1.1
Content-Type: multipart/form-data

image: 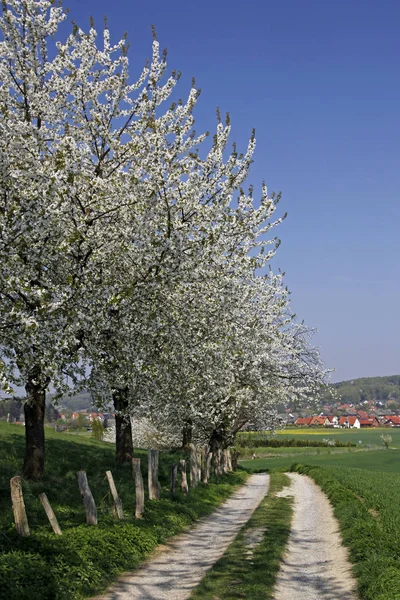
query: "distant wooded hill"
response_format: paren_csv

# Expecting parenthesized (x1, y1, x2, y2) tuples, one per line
(50, 391, 94, 411)
(329, 375, 400, 404)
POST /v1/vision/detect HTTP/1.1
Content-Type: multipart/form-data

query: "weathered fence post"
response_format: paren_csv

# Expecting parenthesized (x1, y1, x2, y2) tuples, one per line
(39, 493, 62, 535)
(206, 451, 213, 482)
(213, 449, 220, 476)
(77, 470, 97, 525)
(189, 444, 199, 488)
(226, 448, 233, 472)
(222, 449, 229, 474)
(148, 449, 160, 500)
(196, 449, 202, 484)
(231, 448, 239, 470)
(170, 463, 178, 497)
(132, 458, 145, 518)
(201, 445, 206, 482)
(179, 459, 189, 495)
(10, 476, 30, 537)
(105, 470, 124, 519)
(201, 446, 212, 484)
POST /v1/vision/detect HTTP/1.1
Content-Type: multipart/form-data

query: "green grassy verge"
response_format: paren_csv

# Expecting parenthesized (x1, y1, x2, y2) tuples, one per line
(0, 423, 247, 600)
(290, 463, 400, 600)
(189, 473, 293, 600)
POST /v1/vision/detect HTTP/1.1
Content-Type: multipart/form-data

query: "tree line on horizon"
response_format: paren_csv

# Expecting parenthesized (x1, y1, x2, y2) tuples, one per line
(320, 375, 400, 407)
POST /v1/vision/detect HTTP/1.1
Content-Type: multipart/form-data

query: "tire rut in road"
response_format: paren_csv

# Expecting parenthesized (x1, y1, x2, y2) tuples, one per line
(273, 472, 357, 600)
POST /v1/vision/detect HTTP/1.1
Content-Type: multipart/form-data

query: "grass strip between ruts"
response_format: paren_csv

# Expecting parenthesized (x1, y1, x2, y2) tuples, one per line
(189, 472, 293, 600)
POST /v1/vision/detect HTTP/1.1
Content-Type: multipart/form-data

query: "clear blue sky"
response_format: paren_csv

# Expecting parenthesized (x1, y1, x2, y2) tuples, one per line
(68, 0, 400, 383)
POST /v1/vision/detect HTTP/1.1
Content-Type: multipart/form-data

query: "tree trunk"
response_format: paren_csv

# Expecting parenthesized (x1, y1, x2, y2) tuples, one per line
(181, 419, 193, 450)
(113, 387, 133, 465)
(23, 367, 47, 481)
(209, 429, 225, 477)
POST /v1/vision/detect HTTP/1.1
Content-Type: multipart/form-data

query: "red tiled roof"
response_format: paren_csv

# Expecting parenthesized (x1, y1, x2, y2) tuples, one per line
(357, 411, 369, 420)
(385, 416, 400, 425)
(295, 417, 313, 426)
(359, 417, 379, 426)
(310, 416, 327, 426)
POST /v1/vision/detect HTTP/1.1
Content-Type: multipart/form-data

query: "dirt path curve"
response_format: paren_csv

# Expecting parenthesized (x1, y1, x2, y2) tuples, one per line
(273, 473, 357, 600)
(93, 473, 269, 600)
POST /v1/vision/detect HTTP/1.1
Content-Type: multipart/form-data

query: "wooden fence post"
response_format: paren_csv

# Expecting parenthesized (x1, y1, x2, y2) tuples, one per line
(105, 470, 124, 519)
(10, 476, 30, 537)
(226, 448, 233, 472)
(222, 449, 228, 474)
(206, 451, 213, 482)
(201, 446, 212, 484)
(179, 459, 188, 495)
(77, 471, 97, 525)
(39, 493, 62, 535)
(231, 448, 239, 470)
(132, 458, 144, 518)
(214, 448, 223, 476)
(148, 449, 160, 500)
(189, 444, 199, 488)
(201, 445, 207, 482)
(170, 463, 178, 497)
(196, 449, 202, 484)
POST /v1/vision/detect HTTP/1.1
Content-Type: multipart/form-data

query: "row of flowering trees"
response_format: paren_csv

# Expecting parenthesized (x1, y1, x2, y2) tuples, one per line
(0, 0, 329, 479)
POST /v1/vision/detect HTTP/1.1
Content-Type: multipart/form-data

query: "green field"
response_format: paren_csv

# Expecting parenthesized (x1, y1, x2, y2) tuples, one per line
(277, 427, 400, 447)
(241, 448, 400, 473)
(0, 422, 247, 600)
(239, 427, 400, 472)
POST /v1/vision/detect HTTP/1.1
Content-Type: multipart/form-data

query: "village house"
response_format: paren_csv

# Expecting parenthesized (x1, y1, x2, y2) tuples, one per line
(309, 415, 330, 427)
(384, 416, 400, 427)
(295, 417, 313, 426)
(338, 416, 360, 429)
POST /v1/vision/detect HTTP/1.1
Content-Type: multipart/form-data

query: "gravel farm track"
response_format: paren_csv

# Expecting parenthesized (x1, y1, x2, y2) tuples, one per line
(93, 473, 270, 600)
(93, 472, 357, 600)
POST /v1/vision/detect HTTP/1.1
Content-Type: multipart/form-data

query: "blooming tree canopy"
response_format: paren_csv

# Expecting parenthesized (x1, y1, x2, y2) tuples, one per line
(0, 0, 329, 478)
